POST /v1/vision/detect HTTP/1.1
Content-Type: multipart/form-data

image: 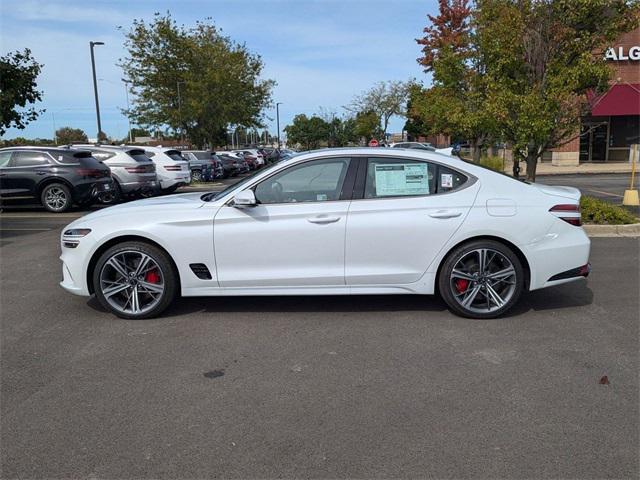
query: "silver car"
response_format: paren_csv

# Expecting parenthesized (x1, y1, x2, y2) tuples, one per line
(72, 145, 158, 200)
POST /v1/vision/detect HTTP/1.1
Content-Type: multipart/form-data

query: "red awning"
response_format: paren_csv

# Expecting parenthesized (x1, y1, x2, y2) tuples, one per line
(591, 83, 640, 116)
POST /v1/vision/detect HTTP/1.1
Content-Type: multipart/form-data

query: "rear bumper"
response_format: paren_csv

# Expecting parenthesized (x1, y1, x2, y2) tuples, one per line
(525, 221, 591, 290)
(120, 179, 158, 193)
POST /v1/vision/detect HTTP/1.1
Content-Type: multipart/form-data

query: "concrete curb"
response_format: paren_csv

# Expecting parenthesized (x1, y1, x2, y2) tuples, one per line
(583, 223, 640, 237)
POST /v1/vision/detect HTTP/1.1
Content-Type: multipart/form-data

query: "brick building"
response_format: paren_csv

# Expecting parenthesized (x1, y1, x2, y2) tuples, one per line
(551, 27, 640, 165)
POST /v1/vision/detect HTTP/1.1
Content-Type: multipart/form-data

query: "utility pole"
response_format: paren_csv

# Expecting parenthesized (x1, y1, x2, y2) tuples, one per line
(276, 102, 282, 149)
(89, 41, 105, 141)
(177, 81, 185, 143)
(121, 78, 133, 143)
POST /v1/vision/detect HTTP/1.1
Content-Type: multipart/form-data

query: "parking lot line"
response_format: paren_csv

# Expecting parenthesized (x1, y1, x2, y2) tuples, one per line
(584, 188, 624, 198)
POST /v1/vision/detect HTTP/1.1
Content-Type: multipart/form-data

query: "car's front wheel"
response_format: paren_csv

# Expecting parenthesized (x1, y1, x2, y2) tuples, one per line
(93, 241, 178, 319)
(438, 240, 524, 319)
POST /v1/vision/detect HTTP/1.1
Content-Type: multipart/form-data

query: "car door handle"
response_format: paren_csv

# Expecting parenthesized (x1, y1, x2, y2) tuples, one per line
(429, 210, 462, 219)
(307, 215, 341, 224)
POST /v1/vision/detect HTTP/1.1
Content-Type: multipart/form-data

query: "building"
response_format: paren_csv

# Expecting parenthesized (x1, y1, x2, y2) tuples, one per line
(551, 26, 640, 166)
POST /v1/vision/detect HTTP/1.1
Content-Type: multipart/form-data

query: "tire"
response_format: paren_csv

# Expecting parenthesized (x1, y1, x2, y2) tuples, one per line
(438, 239, 524, 319)
(191, 169, 202, 182)
(93, 241, 178, 319)
(98, 182, 121, 205)
(41, 183, 72, 213)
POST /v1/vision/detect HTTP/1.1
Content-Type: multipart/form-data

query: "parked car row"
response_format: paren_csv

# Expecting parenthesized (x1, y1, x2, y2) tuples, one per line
(0, 145, 192, 212)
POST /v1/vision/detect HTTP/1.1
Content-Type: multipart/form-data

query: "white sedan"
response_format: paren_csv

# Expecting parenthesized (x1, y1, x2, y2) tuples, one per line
(60, 148, 591, 320)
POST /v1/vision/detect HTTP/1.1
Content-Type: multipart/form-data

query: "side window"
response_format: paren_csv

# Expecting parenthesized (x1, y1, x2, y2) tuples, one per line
(12, 151, 51, 167)
(437, 165, 468, 192)
(0, 151, 12, 167)
(254, 157, 351, 204)
(365, 158, 435, 198)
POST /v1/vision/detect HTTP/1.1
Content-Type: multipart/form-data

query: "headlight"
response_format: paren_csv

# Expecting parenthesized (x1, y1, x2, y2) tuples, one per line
(63, 228, 92, 237)
(62, 228, 91, 248)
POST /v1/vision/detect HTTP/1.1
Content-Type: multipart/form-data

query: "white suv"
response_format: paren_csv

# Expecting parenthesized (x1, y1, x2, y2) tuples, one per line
(134, 146, 190, 193)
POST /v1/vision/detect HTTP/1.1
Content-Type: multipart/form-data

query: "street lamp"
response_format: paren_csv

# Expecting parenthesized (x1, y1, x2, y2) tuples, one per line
(121, 78, 133, 143)
(276, 102, 283, 149)
(89, 41, 105, 142)
(177, 81, 185, 143)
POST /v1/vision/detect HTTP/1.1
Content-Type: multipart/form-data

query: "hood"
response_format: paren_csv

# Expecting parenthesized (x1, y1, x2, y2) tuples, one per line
(531, 183, 581, 201)
(74, 192, 206, 224)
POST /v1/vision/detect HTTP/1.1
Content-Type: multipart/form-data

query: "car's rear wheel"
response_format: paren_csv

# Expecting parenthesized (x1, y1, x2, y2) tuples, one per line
(41, 183, 72, 213)
(438, 240, 523, 319)
(93, 241, 178, 319)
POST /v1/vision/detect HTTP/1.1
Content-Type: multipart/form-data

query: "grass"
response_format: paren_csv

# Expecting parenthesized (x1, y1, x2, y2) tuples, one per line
(478, 156, 505, 172)
(580, 196, 638, 225)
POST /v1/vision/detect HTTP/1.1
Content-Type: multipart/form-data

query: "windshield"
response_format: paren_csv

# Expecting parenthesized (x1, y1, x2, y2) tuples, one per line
(201, 162, 281, 201)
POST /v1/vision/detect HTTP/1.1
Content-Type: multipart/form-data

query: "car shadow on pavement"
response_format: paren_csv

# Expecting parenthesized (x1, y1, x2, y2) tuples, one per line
(86, 281, 593, 319)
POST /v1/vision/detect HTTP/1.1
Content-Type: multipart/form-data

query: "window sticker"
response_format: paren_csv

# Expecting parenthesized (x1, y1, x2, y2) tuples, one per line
(374, 163, 429, 196)
(441, 173, 453, 188)
(316, 193, 328, 201)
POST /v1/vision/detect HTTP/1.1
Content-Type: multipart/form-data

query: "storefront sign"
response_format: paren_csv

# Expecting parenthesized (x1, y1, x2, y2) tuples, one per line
(604, 46, 640, 61)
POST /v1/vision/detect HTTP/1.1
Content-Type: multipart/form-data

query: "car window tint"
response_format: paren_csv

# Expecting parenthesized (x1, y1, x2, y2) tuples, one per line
(437, 165, 468, 192)
(145, 151, 156, 158)
(0, 151, 12, 167)
(130, 153, 152, 162)
(12, 151, 51, 167)
(365, 158, 435, 198)
(255, 157, 351, 204)
(166, 151, 185, 161)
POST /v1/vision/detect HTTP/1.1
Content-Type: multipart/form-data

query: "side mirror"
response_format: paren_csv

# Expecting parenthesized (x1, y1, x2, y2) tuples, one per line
(233, 189, 257, 207)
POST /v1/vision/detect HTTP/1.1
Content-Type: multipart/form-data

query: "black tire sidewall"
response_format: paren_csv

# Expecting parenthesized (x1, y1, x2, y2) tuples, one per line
(438, 240, 524, 319)
(41, 183, 72, 213)
(92, 241, 178, 319)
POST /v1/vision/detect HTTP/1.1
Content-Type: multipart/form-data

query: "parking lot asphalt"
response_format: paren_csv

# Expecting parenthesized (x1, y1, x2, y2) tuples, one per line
(1, 216, 638, 477)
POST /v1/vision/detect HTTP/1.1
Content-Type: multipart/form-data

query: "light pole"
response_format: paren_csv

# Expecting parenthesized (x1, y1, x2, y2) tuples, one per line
(276, 102, 282, 148)
(89, 41, 104, 141)
(177, 81, 185, 143)
(122, 78, 133, 143)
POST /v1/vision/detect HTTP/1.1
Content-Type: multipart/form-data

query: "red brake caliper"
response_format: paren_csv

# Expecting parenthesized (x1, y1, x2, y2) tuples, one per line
(145, 269, 161, 284)
(455, 279, 469, 293)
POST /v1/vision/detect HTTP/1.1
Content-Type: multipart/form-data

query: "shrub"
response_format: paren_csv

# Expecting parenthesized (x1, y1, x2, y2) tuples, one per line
(479, 156, 504, 172)
(580, 196, 638, 225)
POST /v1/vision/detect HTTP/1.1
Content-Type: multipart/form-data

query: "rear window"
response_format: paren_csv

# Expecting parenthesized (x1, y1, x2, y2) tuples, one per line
(127, 150, 151, 162)
(89, 151, 116, 161)
(166, 150, 185, 161)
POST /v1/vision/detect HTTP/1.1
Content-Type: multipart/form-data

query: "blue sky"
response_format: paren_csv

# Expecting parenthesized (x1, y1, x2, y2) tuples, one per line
(1, 0, 437, 140)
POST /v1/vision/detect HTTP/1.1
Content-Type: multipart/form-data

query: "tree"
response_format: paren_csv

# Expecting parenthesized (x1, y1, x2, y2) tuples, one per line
(409, 0, 495, 162)
(477, 0, 640, 180)
(55, 127, 88, 144)
(353, 110, 383, 143)
(346, 80, 411, 138)
(0, 49, 44, 135)
(417, 0, 472, 71)
(119, 13, 275, 148)
(284, 114, 328, 150)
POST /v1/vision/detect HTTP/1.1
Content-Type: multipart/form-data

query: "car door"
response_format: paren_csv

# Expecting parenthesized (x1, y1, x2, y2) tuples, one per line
(3, 151, 53, 198)
(345, 156, 479, 285)
(214, 157, 356, 287)
(0, 150, 14, 197)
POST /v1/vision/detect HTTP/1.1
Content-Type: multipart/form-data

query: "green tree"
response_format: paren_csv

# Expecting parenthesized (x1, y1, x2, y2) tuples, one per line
(284, 114, 329, 150)
(410, 0, 495, 162)
(0, 48, 44, 135)
(55, 127, 88, 144)
(477, 0, 639, 180)
(119, 13, 275, 148)
(347, 80, 411, 138)
(353, 110, 383, 143)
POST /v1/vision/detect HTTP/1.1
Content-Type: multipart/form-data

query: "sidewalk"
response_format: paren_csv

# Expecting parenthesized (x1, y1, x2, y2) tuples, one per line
(504, 160, 635, 176)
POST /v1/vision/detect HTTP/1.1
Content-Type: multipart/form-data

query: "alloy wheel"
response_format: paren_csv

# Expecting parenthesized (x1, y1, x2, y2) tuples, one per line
(44, 187, 68, 211)
(449, 248, 517, 314)
(99, 250, 165, 315)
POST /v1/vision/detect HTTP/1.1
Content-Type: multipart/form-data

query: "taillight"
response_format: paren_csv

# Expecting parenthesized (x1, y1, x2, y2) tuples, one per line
(125, 166, 151, 173)
(549, 204, 581, 226)
(164, 165, 182, 171)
